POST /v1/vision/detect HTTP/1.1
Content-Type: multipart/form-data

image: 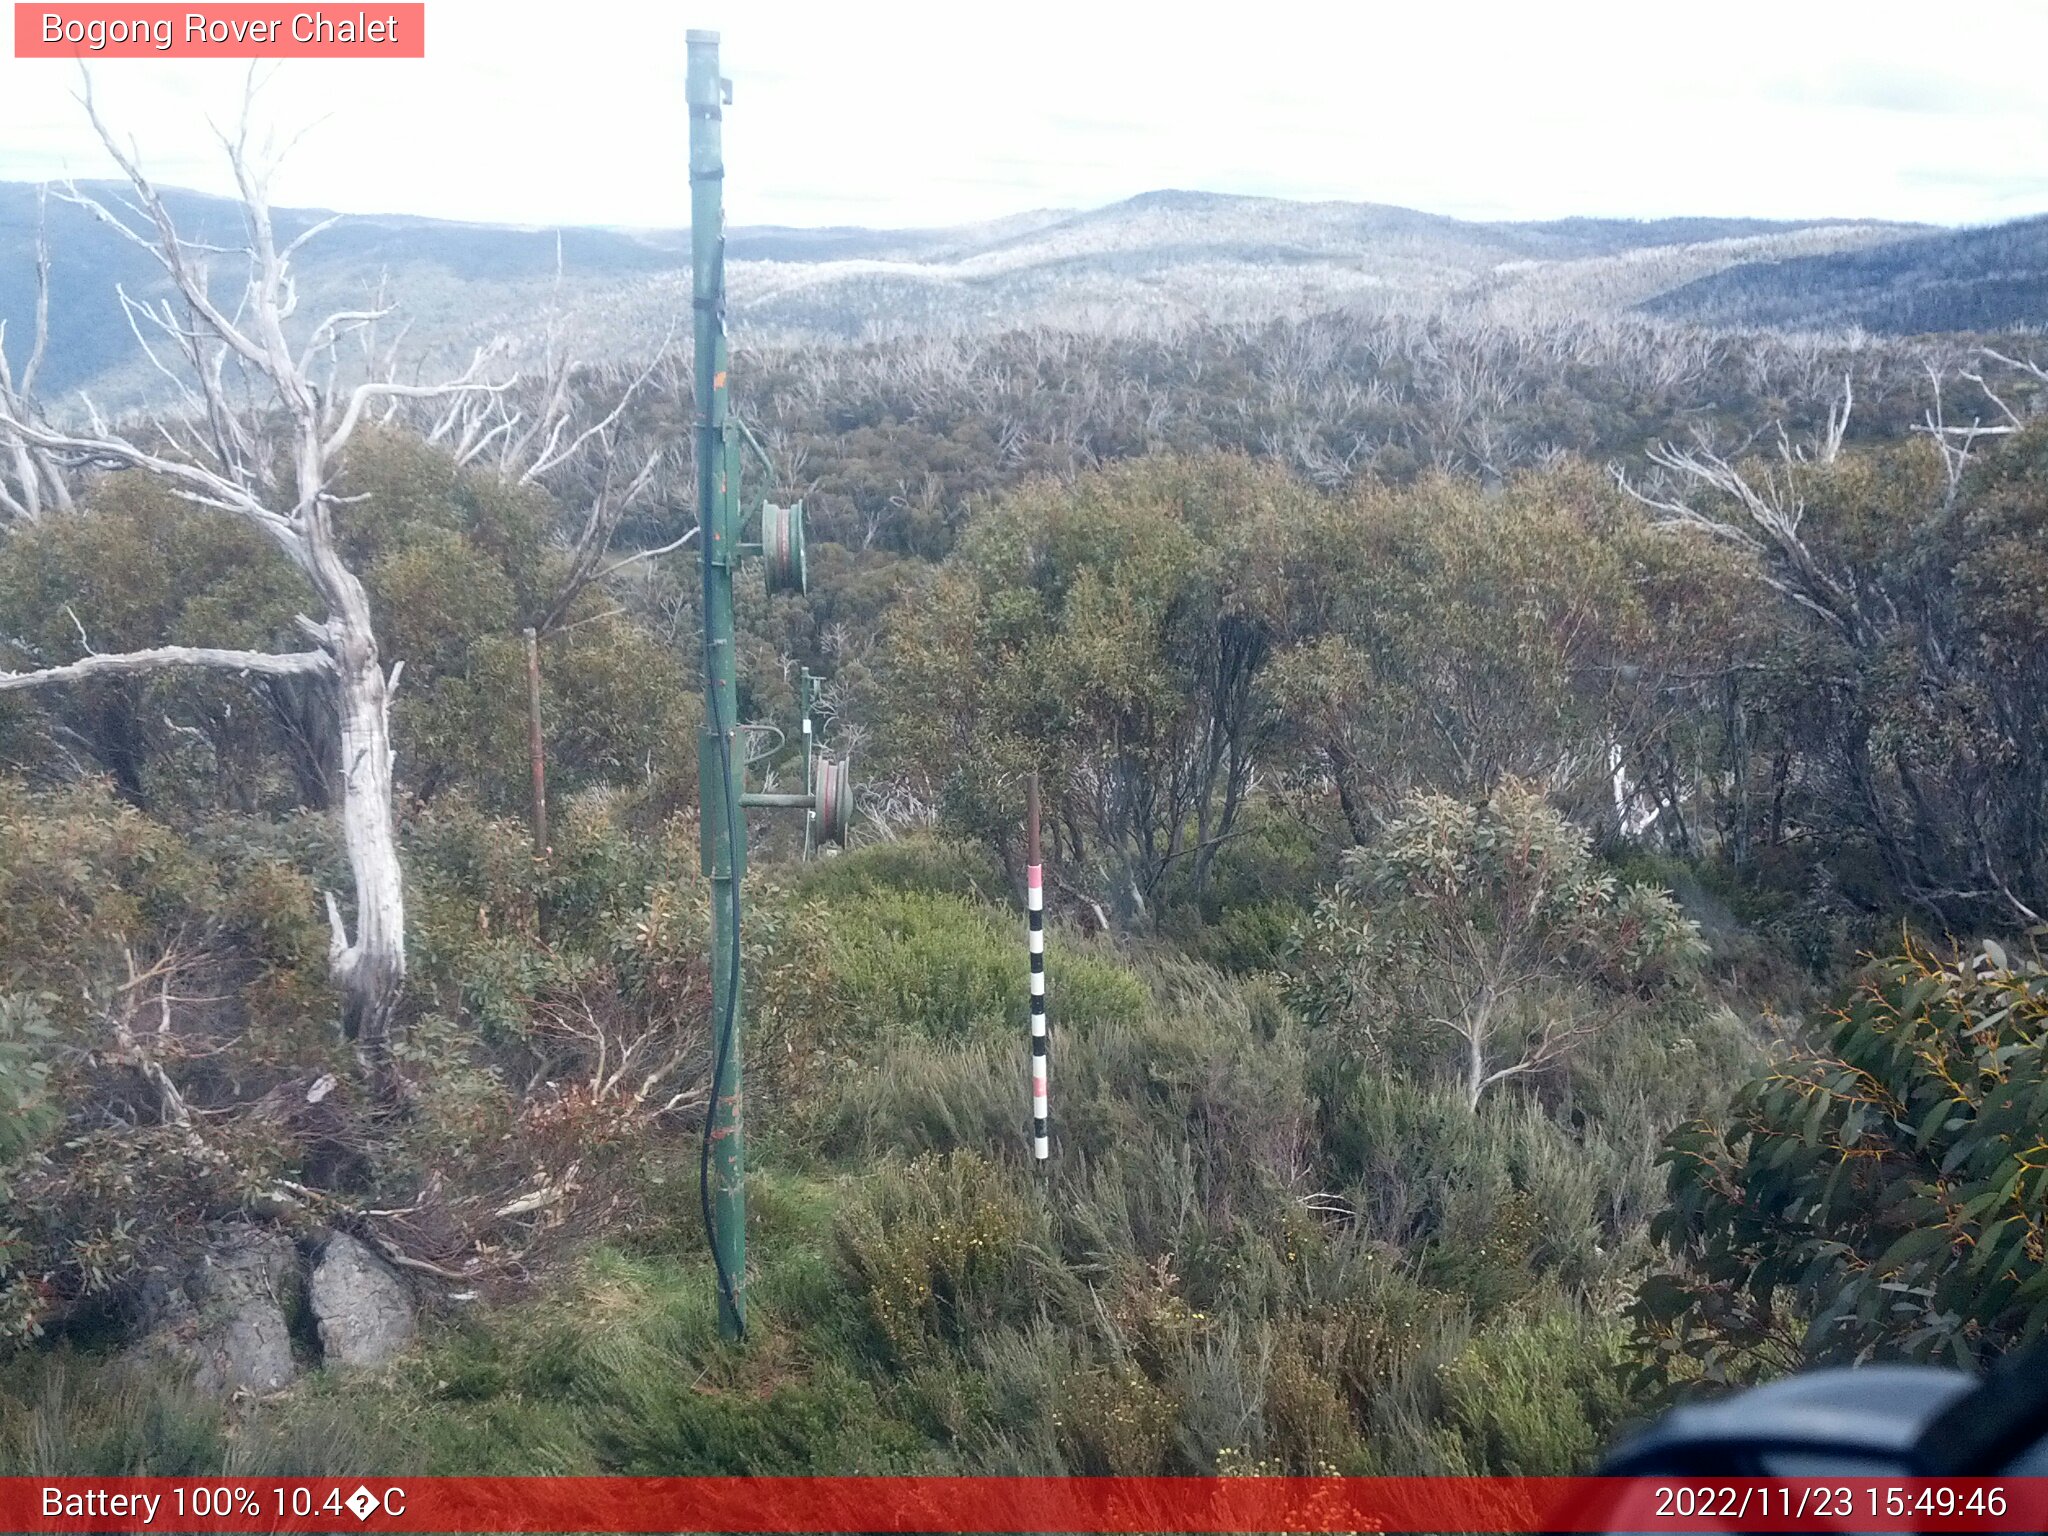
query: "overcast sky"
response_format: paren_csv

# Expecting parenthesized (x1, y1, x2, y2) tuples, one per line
(5, 0, 2048, 231)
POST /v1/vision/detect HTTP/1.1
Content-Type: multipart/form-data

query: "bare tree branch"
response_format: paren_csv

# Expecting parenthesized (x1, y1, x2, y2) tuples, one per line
(0, 645, 333, 692)
(1617, 426, 1874, 645)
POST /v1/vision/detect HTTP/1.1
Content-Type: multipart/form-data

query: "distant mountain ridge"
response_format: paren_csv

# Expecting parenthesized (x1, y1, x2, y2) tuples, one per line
(0, 178, 2021, 411)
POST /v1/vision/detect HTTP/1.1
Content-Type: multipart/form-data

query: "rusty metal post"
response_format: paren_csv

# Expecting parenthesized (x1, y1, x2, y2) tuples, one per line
(523, 627, 547, 857)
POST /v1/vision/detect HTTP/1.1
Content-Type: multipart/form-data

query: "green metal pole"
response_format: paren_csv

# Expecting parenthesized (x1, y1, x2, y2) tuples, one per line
(689, 27, 746, 1342)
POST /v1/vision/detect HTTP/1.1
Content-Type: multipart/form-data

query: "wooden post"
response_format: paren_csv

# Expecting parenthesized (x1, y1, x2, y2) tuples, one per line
(524, 626, 548, 856)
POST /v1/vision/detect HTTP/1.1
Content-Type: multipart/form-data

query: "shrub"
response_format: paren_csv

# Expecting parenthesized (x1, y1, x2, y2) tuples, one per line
(1291, 1255, 1463, 1441)
(1257, 1336, 1361, 1473)
(0, 994, 57, 1166)
(1637, 937, 2048, 1384)
(791, 836, 1006, 905)
(771, 885, 1147, 1062)
(0, 994, 58, 1340)
(802, 1035, 1018, 1164)
(1439, 1305, 1634, 1474)
(1292, 781, 1705, 1109)
(1057, 1363, 1177, 1474)
(834, 1153, 1041, 1363)
(823, 892, 1021, 1040)
(1180, 900, 1301, 976)
(1316, 1072, 1610, 1309)
(0, 785, 336, 1341)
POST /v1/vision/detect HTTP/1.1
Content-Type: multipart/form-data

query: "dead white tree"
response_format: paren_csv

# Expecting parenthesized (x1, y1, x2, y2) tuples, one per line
(1615, 405, 1880, 649)
(0, 83, 508, 1088)
(1908, 351, 2041, 508)
(0, 186, 76, 524)
(418, 285, 684, 636)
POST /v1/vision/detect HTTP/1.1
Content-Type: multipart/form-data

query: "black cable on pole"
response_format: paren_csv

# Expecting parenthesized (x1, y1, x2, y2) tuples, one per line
(697, 723, 745, 1338)
(693, 204, 746, 1338)
(698, 584, 746, 1341)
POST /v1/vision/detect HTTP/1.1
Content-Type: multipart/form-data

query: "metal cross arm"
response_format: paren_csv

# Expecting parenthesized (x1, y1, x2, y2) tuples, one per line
(738, 756, 853, 844)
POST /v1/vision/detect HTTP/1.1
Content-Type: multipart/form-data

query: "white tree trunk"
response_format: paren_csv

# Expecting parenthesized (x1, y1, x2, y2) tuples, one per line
(303, 458, 408, 1074)
(327, 625, 406, 1065)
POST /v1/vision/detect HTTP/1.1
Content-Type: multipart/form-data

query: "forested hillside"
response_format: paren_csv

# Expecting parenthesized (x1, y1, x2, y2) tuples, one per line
(4, 158, 2048, 1482)
(1642, 214, 2048, 334)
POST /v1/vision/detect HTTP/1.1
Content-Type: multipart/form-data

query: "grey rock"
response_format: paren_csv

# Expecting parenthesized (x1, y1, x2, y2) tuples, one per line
(309, 1231, 415, 1367)
(134, 1224, 300, 1395)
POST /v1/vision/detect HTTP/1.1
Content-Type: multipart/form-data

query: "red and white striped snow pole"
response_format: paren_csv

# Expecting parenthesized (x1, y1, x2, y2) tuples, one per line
(1027, 772, 1049, 1162)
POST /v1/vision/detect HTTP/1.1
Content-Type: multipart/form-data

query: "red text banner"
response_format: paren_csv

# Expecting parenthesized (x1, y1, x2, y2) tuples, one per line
(3, 1476, 2046, 1533)
(13, 5, 425, 58)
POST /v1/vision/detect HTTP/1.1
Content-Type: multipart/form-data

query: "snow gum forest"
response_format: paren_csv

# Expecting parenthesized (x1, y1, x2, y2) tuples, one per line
(3, 111, 2048, 1479)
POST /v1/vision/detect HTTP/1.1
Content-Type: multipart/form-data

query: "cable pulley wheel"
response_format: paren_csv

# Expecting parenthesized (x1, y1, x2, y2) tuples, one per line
(761, 501, 808, 596)
(815, 755, 853, 847)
